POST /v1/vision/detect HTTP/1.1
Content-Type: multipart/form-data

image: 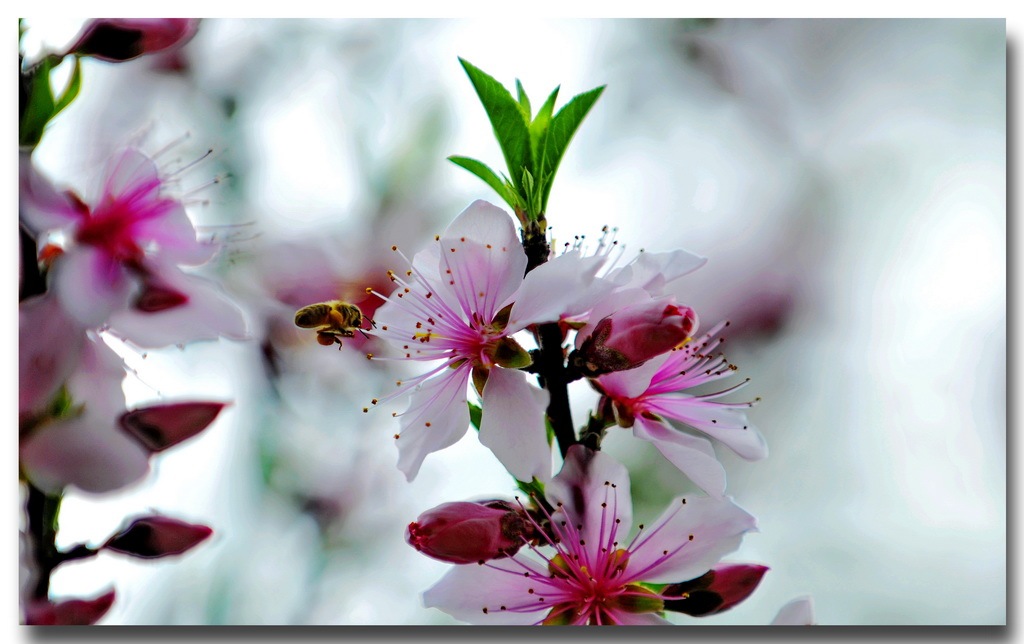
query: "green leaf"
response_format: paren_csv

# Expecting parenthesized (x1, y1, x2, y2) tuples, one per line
(515, 79, 531, 119)
(468, 402, 483, 431)
(539, 84, 606, 208)
(448, 155, 519, 210)
(20, 56, 56, 148)
(529, 86, 559, 174)
(458, 58, 533, 194)
(515, 477, 546, 499)
(52, 56, 82, 117)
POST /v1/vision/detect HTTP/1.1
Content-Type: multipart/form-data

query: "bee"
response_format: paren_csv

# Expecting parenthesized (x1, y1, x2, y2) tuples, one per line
(294, 300, 369, 349)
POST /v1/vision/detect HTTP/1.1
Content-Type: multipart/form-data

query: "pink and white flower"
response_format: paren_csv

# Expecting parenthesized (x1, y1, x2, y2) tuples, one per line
(371, 201, 609, 482)
(594, 321, 768, 497)
(422, 445, 757, 625)
(67, 19, 199, 63)
(20, 148, 246, 344)
(20, 147, 216, 327)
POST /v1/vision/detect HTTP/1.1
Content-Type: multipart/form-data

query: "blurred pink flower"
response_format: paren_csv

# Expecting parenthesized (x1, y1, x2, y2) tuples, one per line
(21, 148, 215, 327)
(18, 294, 85, 421)
(595, 321, 767, 497)
(423, 446, 757, 625)
(67, 19, 199, 62)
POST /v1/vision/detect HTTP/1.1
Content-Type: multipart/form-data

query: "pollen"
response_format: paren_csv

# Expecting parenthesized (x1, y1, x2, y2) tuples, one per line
(391, 245, 398, 251)
(425, 422, 432, 427)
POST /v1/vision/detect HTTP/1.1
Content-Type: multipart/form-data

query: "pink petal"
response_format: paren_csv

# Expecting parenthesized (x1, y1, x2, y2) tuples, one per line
(623, 496, 756, 585)
(103, 515, 213, 558)
(108, 265, 247, 347)
(395, 364, 472, 481)
(648, 396, 768, 461)
(19, 295, 86, 418)
(133, 201, 216, 266)
(438, 201, 526, 322)
(101, 148, 162, 202)
(23, 590, 116, 625)
(609, 249, 708, 294)
(632, 417, 726, 498)
(771, 596, 816, 625)
(120, 401, 227, 452)
(51, 246, 134, 327)
(422, 554, 548, 625)
(545, 446, 633, 556)
(506, 251, 614, 331)
(574, 287, 650, 349)
(21, 410, 151, 494)
(595, 353, 667, 400)
(19, 153, 83, 233)
(479, 368, 551, 483)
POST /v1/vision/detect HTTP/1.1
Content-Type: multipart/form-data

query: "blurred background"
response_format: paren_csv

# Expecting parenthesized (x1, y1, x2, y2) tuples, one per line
(19, 18, 1005, 625)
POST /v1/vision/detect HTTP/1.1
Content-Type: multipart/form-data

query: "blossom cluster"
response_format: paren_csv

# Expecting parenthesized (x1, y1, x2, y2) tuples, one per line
(356, 198, 809, 625)
(18, 19, 244, 624)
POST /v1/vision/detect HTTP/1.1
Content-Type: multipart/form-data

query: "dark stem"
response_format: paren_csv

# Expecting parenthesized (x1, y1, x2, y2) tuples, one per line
(521, 217, 578, 457)
(26, 483, 62, 600)
(580, 396, 615, 451)
(19, 224, 45, 302)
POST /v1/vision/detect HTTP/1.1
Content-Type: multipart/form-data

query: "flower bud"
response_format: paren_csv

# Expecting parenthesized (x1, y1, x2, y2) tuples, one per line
(575, 298, 697, 376)
(662, 563, 769, 617)
(119, 401, 226, 452)
(23, 590, 115, 625)
(406, 501, 533, 564)
(103, 516, 213, 558)
(68, 19, 199, 62)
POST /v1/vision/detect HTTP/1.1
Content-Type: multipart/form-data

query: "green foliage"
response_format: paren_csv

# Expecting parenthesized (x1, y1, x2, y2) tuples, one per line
(451, 59, 604, 222)
(515, 477, 546, 500)
(20, 55, 82, 149)
(468, 401, 483, 431)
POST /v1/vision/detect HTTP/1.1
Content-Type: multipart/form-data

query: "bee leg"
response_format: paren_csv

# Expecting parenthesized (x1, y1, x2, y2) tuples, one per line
(358, 328, 371, 340)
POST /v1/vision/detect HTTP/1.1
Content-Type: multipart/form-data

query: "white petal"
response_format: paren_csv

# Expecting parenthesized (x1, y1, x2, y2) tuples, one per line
(438, 201, 526, 322)
(623, 496, 756, 585)
(51, 247, 135, 327)
(546, 446, 633, 556)
(771, 596, 816, 625)
(108, 265, 247, 348)
(423, 554, 549, 625)
(395, 366, 472, 481)
(632, 417, 727, 497)
(479, 368, 551, 483)
(506, 251, 615, 331)
(609, 249, 707, 295)
(100, 148, 160, 200)
(611, 612, 672, 625)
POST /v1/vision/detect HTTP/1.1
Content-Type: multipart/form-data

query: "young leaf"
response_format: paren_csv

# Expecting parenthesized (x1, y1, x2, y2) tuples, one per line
(448, 155, 519, 211)
(515, 79, 532, 119)
(529, 86, 560, 174)
(458, 58, 533, 194)
(539, 85, 606, 208)
(468, 402, 483, 431)
(20, 57, 56, 148)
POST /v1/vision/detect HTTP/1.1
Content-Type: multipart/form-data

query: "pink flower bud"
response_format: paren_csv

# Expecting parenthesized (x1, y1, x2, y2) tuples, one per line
(119, 401, 226, 452)
(406, 501, 534, 565)
(23, 590, 115, 625)
(68, 19, 199, 62)
(103, 516, 212, 558)
(576, 298, 698, 376)
(662, 563, 769, 616)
